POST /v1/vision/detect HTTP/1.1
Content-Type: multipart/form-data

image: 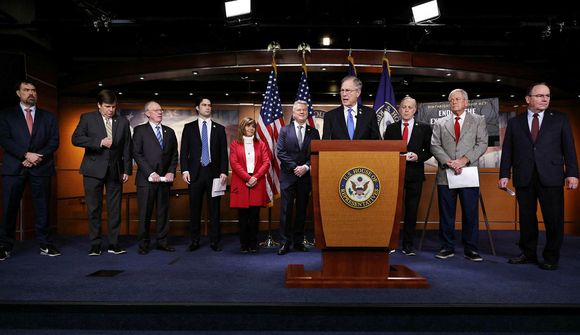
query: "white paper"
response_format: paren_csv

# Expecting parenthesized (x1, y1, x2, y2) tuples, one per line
(148, 176, 167, 182)
(446, 166, 480, 189)
(211, 178, 227, 197)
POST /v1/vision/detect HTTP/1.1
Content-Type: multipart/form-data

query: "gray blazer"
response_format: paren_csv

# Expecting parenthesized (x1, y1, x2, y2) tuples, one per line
(431, 112, 488, 185)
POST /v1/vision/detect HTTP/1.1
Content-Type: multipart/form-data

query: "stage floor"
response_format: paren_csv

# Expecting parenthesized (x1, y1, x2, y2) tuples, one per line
(1, 231, 580, 306)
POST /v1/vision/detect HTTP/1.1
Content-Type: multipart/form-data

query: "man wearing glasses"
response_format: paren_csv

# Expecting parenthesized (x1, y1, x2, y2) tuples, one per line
(499, 83, 578, 271)
(132, 101, 178, 255)
(322, 75, 380, 140)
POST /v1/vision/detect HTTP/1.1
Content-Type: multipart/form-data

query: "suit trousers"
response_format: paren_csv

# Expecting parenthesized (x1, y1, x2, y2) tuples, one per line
(137, 183, 171, 247)
(188, 165, 221, 243)
(279, 178, 310, 245)
(402, 180, 424, 248)
(437, 185, 480, 253)
(0, 173, 52, 248)
(83, 168, 123, 246)
(516, 170, 564, 264)
(238, 206, 260, 249)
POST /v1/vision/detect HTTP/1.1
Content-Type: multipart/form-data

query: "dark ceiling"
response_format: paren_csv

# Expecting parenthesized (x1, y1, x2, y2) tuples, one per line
(2, 0, 580, 104)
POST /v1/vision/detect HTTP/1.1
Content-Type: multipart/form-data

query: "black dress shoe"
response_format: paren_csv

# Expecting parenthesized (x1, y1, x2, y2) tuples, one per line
(293, 243, 309, 252)
(539, 262, 559, 271)
(187, 242, 200, 252)
(156, 245, 176, 252)
(138, 245, 149, 255)
(508, 254, 538, 264)
(210, 243, 223, 252)
(277, 243, 290, 255)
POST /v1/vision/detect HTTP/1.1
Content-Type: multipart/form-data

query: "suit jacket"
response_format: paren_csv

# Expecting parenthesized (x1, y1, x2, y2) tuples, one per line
(322, 105, 380, 140)
(132, 123, 178, 187)
(499, 110, 578, 187)
(431, 112, 488, 185)
(276, 121, 320, 189)
(180, 119, 228, 181)
(229, 140, 270, 208)
(384, 120, 432, 182)
(0, 105, 59, 177)
(71, 111, 132, 179)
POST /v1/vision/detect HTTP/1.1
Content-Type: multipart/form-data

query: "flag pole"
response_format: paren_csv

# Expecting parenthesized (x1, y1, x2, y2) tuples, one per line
(259, 41, 281, 249)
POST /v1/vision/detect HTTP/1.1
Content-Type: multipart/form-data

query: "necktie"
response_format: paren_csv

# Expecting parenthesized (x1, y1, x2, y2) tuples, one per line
(297, 125, 304, 149)
(105, 118, 113, 138)
(531, 114, 539, 143)
(201, 121, 210, 166)
(454, 117, 461, 144)
(25, 108, 33, 134)
(346, 108, 355, 140)
(402, 122, 409, 142)
(155, 125, 164, 148)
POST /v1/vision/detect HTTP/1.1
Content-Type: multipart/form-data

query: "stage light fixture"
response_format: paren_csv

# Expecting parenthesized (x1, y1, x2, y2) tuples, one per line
(412, 0, 440, 24)
(225, 0, 252, 23)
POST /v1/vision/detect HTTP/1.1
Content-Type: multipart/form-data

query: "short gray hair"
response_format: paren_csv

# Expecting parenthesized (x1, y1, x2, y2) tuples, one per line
(448, 89, 468, 101)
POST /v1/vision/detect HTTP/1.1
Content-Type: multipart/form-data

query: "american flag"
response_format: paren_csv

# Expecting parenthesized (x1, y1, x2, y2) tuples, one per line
(295, 70, 316, 128)
(256, 70, 284, 205)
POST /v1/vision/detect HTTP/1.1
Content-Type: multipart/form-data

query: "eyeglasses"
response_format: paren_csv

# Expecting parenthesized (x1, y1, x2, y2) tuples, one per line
(340, 88, 359, 94)
(528, 94, 551, 99)
(148, 109, 164, 113)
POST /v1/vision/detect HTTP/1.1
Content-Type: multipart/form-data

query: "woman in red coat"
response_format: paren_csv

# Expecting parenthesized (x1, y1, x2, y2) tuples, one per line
(229, 117, 271, 253)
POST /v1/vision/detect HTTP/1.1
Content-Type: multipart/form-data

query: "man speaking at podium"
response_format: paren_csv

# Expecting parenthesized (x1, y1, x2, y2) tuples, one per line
(322, 76, 380, 140)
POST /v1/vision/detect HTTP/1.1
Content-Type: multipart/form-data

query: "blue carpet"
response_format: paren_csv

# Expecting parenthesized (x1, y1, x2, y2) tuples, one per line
(1, 230, 579, 306)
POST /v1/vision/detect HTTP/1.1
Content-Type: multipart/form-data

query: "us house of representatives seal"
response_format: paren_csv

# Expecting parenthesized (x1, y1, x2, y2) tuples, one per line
(338, 167, 381, 209)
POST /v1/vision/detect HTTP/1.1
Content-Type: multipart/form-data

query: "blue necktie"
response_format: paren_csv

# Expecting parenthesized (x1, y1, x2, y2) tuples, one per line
(201, 121, 210, 166)
(347, 108, 355, 140)
(155, 125, 163, 148)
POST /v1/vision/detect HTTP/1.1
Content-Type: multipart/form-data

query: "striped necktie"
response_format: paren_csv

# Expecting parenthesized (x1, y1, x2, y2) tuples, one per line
(201, 121, 210, 166)
(155, 125, 164, 148)
(105, 118, 112, 138)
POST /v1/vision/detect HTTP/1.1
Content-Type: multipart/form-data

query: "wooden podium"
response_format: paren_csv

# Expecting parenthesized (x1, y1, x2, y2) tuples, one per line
(285, 140, 429, 288)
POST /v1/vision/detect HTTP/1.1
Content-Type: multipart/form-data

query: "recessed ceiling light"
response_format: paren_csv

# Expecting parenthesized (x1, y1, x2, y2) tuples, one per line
(496, 78, 502, 82)
(189, 92, 194, 96)
(510, 94, 515, 98)
(225, 93, 229, 96)
(321, 67, 327, 71)
(154, 92, 159, 96)
(192, 71, 199, 75)
(368, 93, 373, 97)
(445, 73, 452, 77)
(98, 81, 103, 87)
(513, 105, 519, 108)
(139, 76, 145, 80)
(322, 36, 331, 46)
(441, 94, 446, 97)
(118, 92, 123, 95)
(255, 68, 260, 72)
(476, 94, 481, 98)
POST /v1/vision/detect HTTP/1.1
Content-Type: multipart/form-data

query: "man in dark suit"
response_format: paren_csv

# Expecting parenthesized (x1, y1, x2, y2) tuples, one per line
(180, 96, 228, 252)
(276, 100, 320, 255)
(132, 101, 178, 255)
(0, 80, 60, 261)
(431, 89, 488, 262)
(499, 83, 578, 270)
(322, 75, 380, 140)
(384, 96, 432, 256)
(72, 89, 132, 256)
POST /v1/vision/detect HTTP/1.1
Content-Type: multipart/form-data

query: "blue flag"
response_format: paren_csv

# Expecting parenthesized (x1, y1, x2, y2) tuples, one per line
(295, 70, 316, 128)
(373, 57, 400, 138)
(347, 55, 363, 105)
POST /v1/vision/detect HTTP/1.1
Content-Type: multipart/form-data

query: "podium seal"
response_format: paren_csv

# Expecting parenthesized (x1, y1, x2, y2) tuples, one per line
(338, 167, 381, 209)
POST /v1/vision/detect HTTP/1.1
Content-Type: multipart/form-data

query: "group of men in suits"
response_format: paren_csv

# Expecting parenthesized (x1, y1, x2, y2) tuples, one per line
(1, 79, 577, 270)
(71, 93, 228, 256)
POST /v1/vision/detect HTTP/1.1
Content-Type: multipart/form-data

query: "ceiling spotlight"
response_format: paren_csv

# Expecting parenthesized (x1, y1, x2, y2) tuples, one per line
(189, 92, 194, 96)
(154, 92, 159, 96)
(412, 0, 440, 24)
(97, 81, 103, 87)
(476, 94, 481, 98)
(322, 36, 331, 46)
(441, 94, 446, 97)
(496, 78, 502, 82)
(225, 0, 252, 25)
(445, 73, 452, 77)
(192, 71, 199, 75)
(139, 76, 145, 80)
(118, 92, 123, 95)
(225, 93, 230, 96)
(368, 93, 373, 97)
(321, 67, 327, 71)
(255, 68, 260, 72)
(510, 94, 515, 98)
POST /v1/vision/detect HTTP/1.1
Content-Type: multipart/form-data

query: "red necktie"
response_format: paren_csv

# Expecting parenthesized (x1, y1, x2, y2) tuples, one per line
(531, 114, 539, 143)
(454, 116, 461, 144)
(25, 108, 33, 134)
(402, 122, 409, 142)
